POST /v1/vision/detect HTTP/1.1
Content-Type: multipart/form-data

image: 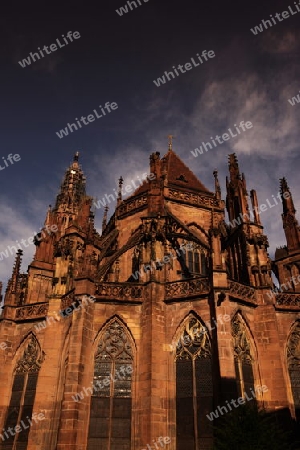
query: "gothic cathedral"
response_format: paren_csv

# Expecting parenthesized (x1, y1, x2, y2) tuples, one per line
(0, 144, 299, 450)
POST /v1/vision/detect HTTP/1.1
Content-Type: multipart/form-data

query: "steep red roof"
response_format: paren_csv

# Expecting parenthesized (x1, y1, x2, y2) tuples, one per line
(133, 149, 210, 196)
(162, 149, 210, 193)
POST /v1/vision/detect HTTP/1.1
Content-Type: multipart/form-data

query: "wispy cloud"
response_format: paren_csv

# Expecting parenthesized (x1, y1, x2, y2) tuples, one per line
(0, 199, 38, 292)
(260, 30, 300, 55)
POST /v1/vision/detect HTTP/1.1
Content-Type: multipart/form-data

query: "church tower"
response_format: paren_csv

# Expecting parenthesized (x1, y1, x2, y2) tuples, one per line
(0, 146, 299, 450)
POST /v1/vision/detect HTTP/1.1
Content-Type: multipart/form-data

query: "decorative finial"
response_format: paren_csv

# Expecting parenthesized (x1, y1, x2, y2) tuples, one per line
(213, 170, 221, 200)
(102, 205, 109, 231)
(280, 177, 295, 216)
(12, 250, 23, 291)
(168, 135, 175, 151)
(280, 177, 289, 195)
(228, 153, 241, 181)
(228, 153, 239, 168)
(74, 151, 79, 162)
(118, 176, 124, 201)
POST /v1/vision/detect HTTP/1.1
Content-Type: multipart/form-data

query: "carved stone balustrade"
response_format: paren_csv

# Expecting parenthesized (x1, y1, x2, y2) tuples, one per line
(167, 189, 222, 209)
(60, 291, 76, 310)
(15, 303, 49, 321)
(228, 280, 256, 305)
(95, 282, 145, 303)
(275, 293, 300, 310)
(117, 194, 148, 218)
(165, 277, 210, 302)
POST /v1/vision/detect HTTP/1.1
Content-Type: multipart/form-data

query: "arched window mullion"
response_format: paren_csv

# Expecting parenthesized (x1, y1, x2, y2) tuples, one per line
(1, 335, 42, 450)
(232, 315, 255, 400)
(175, 315, 213, 450)
(88, 318, 133, 450)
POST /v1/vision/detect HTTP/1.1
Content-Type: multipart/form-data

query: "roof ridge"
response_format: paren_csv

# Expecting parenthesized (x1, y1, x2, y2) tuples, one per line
(163, 149, 210, 193)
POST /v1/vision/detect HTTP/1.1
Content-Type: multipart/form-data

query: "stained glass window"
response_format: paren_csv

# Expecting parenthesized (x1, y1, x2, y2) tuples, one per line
(87, 319, 133, 450)
(175, 316, 213, 450)
(1, 336, 43, 450)
(232, 314, 255, 400)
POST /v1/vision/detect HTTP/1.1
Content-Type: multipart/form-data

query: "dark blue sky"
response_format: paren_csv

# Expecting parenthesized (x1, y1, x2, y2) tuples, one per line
(1, 0, 300, 287)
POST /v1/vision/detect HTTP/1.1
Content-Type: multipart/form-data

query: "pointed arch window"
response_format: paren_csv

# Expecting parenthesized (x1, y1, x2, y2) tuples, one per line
(232, 315, 255, 399)
(175, 315, 213, 450)
(287, 321, 300, 414)
(87, 318, 133, 450)
(1, 335, 43, 450)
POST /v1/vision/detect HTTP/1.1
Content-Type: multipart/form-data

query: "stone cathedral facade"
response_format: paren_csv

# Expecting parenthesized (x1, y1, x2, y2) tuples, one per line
(0, 145, 299, 450)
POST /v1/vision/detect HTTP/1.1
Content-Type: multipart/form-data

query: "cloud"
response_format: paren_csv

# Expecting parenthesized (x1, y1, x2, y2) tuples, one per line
(187, 74, 299, 158)
(260, 30, 300, 55)
(2, 21, 300, 294)
(0, 198, 38, 292)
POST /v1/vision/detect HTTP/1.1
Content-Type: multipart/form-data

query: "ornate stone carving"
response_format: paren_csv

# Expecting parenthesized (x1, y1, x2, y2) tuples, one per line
(95, 283, 144, 301)
(89, 251, 98, 266)
(276, 293, 300, 307)
(166, 215, 199, 243)
(142, 216, 166, 243)
(251, 233, 269, 248)
(176, 316, 211, 360)
(95, 319, 133, 362)
(15, 303, 49, 320)
(167, 189, 220, 208)
(287, 321, 300, 369)
(228, 280, 256, 303)
(165, 278, 209, 300)
(232, 315, 252, 363)
(53, 237, 74, 258)
(61, 291, 76, 310)
(15, 335, 44, 373)
(117, 195, 147, 217)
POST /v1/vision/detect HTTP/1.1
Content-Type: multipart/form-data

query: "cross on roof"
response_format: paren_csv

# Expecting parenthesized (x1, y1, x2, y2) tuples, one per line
(168, 134, 175, 151)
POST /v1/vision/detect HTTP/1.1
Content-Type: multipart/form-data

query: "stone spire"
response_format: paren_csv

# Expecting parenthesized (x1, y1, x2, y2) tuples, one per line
(227, 153, 241, 183)
(102, 205, 109, 232)
(213, 170, 221, 201)
(117, 176, 124, 205)
(5, 250, 23, 305)
(11, 249, 23, 293)
(226, 153, 250, 226)
(250, 189, 262, 226)
(280, 177, 300, 252)
(54, 152, 86, 214)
